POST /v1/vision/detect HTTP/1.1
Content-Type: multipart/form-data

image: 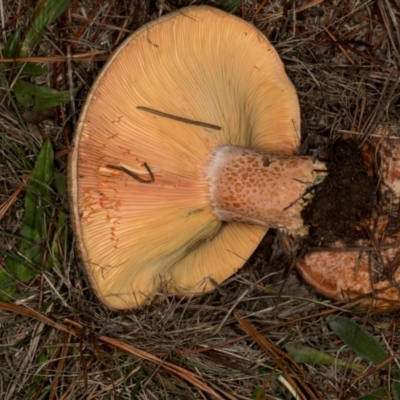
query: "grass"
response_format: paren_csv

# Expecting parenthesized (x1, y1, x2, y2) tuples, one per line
(1, 0, 400, 399)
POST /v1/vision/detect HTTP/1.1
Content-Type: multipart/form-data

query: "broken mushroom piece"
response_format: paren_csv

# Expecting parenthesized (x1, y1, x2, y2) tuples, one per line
(297, 138, 400, 311)
(69, 6, 325, 309)
(297, 219, 400, 311)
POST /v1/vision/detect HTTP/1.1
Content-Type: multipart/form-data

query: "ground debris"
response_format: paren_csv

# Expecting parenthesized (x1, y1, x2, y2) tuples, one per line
(302, 139, 377, 246)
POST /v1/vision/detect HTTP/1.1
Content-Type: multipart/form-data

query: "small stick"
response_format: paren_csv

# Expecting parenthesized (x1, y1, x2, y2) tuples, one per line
(106, 164, 154, 183)
(283, 185, 315, 211)
(143, 162, 154, 182)
(137, 106, 221, 130)
(324, 28, 357, 68)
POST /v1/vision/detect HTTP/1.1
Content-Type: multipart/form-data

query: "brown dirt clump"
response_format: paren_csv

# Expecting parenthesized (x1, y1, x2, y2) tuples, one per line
(302, 139, 377, 246)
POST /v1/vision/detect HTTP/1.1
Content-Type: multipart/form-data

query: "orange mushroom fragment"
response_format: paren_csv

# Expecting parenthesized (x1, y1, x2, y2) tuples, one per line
(69, 6, 325, 309)
(297, 222, 400, 311)
(297, 138, 400, 311)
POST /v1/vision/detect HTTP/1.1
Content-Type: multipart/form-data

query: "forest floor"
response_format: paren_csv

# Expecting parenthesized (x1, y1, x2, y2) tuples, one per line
(1, 1, 400, 399)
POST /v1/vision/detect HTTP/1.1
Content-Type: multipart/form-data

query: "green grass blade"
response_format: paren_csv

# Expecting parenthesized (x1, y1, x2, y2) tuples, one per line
(22, 0, 71, 55)
(3, 1, 69, 58)
(0, 266, 16, 301)
(6, 140, 55, 282)
(327, 316, 388, 365)
(222, 0, 241, 12)
(22, 141, 54, 240)
(2, 1, 69, 75)
(13, 79, 80, 111)
(3, 28, 22, 58)
(20, 64, 48, 76)
(285, 343, 365, 372)
(358, 387, 388, 400)
(392, 371, 400, 400)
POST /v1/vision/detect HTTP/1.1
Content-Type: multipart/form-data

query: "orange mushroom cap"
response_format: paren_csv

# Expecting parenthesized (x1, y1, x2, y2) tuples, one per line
(69, 6, 301, 309)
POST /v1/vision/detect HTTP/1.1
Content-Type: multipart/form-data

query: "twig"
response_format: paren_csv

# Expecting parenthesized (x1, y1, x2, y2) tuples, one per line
(324, 28, 357, 68)
(106, 163, 154, 184)
(0, 173, 30, 222)
(0, 51, 108, 63)
(215, 289, 249, 334)
(137, 106, 221, 130)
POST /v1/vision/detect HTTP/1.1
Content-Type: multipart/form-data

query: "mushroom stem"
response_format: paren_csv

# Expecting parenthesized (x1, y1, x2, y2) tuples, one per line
(206, 146, 326, 236)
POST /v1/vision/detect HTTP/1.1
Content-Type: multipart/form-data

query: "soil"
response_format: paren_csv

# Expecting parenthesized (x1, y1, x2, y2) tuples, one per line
(302, 139, 377, 247)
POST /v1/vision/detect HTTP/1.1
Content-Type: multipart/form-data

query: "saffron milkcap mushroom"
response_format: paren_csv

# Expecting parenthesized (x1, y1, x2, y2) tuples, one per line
(69, 6, 325, 309)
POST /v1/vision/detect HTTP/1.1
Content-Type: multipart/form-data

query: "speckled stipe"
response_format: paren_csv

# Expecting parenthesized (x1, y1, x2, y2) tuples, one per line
(206, 146, 326, 235)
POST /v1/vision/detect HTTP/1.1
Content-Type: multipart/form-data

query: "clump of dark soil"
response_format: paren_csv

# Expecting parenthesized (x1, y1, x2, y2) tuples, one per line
(302, 139, 377, 247)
